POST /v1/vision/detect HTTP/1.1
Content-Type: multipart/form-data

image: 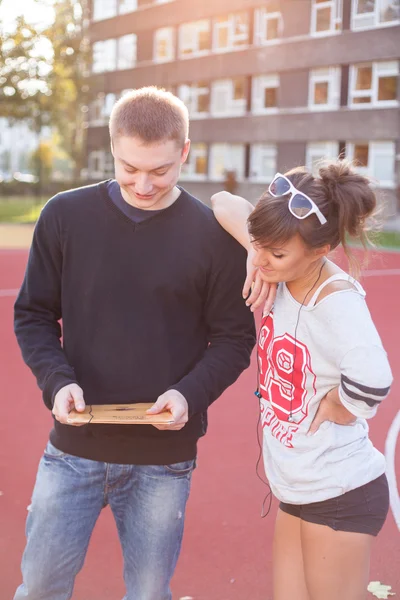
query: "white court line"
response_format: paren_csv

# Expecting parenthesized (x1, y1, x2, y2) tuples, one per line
(385, 410, 400, 532)
(362, 269, 400, 277)
(0, 289, 19, 297)
(0, 269, 399, 296)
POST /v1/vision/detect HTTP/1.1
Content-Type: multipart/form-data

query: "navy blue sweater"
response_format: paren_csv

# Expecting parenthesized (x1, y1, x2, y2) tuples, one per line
(14, 182, 256, 464)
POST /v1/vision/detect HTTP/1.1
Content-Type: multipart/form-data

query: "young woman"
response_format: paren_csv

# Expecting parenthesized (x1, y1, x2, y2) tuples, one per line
(211, 160, 392, 600)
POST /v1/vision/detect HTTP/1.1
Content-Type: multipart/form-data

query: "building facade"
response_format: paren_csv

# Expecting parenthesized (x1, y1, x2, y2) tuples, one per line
(86, 0, 400, 212)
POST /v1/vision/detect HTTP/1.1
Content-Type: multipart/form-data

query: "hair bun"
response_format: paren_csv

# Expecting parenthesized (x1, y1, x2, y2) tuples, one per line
(318, 160, 354, 205)
(317, 159, 376, 238)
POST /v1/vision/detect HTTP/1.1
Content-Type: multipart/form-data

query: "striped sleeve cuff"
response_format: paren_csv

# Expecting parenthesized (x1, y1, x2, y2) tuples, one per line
(339, 374, 391, 419)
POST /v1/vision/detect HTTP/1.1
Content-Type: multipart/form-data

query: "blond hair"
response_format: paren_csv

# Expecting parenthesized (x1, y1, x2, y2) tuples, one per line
(109, 86, 189, 147)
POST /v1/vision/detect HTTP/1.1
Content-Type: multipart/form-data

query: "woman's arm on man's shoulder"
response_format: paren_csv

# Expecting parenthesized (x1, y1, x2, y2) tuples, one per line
(211, 191, 276, 314)
(211, 191, 254, 251)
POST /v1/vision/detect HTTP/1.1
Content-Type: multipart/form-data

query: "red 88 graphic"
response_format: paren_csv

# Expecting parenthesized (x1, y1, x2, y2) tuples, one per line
(258, 314, 316, 423)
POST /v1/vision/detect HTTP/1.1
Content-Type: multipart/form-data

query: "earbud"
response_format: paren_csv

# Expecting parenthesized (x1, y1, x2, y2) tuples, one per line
(254, 391, 262, 399)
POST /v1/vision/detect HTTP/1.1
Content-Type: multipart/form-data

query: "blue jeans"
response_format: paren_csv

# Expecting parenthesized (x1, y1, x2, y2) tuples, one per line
(14, 441, 195, 600)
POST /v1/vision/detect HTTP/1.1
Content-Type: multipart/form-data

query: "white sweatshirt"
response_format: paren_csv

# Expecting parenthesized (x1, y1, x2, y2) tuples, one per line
(258, 268, 392, 504)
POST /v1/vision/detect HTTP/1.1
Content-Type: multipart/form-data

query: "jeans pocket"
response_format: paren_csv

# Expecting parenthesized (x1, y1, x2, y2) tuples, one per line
(164, 459, 196, 475)
(43, 440, 67, 459)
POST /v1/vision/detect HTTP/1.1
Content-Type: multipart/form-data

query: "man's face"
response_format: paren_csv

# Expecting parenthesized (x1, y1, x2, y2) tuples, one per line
(112, 135, 190, 210)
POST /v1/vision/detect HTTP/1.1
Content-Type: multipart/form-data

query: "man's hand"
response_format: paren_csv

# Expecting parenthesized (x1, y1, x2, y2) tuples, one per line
(308, 387, 356, 435)
(243, 247, 277, 314)
(52, 383, 85, 426)
(147, 389, 189, 431)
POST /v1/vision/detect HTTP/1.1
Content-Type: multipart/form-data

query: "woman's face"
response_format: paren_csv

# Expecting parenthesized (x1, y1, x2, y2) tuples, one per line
(251, 234, 320, 284)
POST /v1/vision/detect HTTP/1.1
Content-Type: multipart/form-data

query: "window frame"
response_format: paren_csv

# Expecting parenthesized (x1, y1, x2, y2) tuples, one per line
(254, 6, 283, 45)
(92, 0, 138, 22)
(349, 61, 399, 108)
(153, 27, 175, 63)
(249, 144, 277, 183)
(210, 78, 247, 117)
(306, 142, 339, 176)
(92, 39, 117, 74)
(209, 143, 246, 181)
(251, 75, 280, 115)
(346, 140, 396, 187)
(351, 0, 400, 30)
(178, 82, 210, 119)
(310, 0, 343, 36)
(116, 34, 137, 70)
(212, 12, 249, 53)
(308, 66, 341, 110)
(180, 143, 208, 181)
(179, 20, 211, 59)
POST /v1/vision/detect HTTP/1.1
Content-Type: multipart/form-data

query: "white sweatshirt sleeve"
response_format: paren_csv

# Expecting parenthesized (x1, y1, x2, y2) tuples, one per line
(314, 290, 393, 419)
(338, 345, 392, 418)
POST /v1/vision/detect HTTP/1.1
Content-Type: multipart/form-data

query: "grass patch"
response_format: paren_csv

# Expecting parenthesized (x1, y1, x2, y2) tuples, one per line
(373, 230, 400, 250)
(1, 196, 399, 249)
(0, 196, 47, 223)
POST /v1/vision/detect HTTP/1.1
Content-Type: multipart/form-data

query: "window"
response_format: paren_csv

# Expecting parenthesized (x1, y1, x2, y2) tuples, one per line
(89, 94, 105, 125)
(93, 0, 117, 21)
(179, 21, 211, 58)
(92, 39, 117, 73)
(92, 36, 136, 73)
(209, 144, 245, 181)
(89, 93, 117, 125)
(252, 75, 279, 114)
(306, 142, 339, 175)
(349, 61, 398, 107)
(311, 0, 342, 35)
(347, 141, 396, 186)
(351, 0, 400, 29)
(309, 67, 341, 109)
(254, 3, 283, 44)
(119, 0, 137, 14)
(180, 143, 208, 180)
(178, 82, 210, 118)
(92, 0, 137, 21)
(117, 34, 136, 70)
(250, 145, 277, 183)
(88, 150, 114, 179)
(154, 27, 175, 63)
(213, 12, 249, 52)
(210, 78, 247, 117)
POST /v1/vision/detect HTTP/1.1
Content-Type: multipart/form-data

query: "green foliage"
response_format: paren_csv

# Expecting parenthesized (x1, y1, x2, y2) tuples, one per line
(42, 0, 91, 177)
(29, 140, 54, 182)
(0, 15, 51, 125)
(0, 0, 90, 176)
(0, 197, 46, 222)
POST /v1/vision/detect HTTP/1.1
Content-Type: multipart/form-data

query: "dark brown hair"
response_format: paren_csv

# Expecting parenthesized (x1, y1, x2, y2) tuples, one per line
(109, 86, 189, 147)
(248, 160, 377, 276)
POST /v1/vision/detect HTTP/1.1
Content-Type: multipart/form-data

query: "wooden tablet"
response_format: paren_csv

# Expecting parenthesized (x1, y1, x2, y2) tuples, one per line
(67, 403, 174, 425)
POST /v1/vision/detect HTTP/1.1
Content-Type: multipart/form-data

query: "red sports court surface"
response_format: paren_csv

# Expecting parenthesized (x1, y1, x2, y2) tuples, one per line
(1, 248, 399, 600)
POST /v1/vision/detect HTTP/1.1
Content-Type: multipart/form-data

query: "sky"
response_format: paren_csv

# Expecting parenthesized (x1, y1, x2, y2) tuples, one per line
(0, 0, 55, 33)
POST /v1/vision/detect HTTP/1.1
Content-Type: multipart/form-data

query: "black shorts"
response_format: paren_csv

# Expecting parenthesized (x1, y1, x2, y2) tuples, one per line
(279, 474, 389, 537)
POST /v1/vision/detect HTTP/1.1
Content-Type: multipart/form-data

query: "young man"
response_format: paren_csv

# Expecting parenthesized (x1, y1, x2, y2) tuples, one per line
(13, 87, 256, 600)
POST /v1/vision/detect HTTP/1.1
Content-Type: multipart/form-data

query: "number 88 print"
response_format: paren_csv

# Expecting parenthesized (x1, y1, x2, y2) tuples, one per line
(258, 314, 316, 424)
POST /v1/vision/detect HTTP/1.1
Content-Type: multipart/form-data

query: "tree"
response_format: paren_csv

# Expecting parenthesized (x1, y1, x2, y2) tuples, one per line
(42, 0, 91, 178)
(0, 14, 51, 125)
(0, 0, 91, 178)
(29, 140, 54, 184)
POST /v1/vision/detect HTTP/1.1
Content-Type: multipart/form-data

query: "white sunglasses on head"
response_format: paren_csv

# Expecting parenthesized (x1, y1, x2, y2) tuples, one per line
(268, 173, 327, 225)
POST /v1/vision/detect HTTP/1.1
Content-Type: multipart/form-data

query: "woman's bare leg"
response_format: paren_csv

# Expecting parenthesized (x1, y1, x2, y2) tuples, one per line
(301, 520, 372, 600)
(273, 509, 310, 600)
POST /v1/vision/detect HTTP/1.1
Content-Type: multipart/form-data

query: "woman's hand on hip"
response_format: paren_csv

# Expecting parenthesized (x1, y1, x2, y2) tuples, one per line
(308, 387, 356, 435)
